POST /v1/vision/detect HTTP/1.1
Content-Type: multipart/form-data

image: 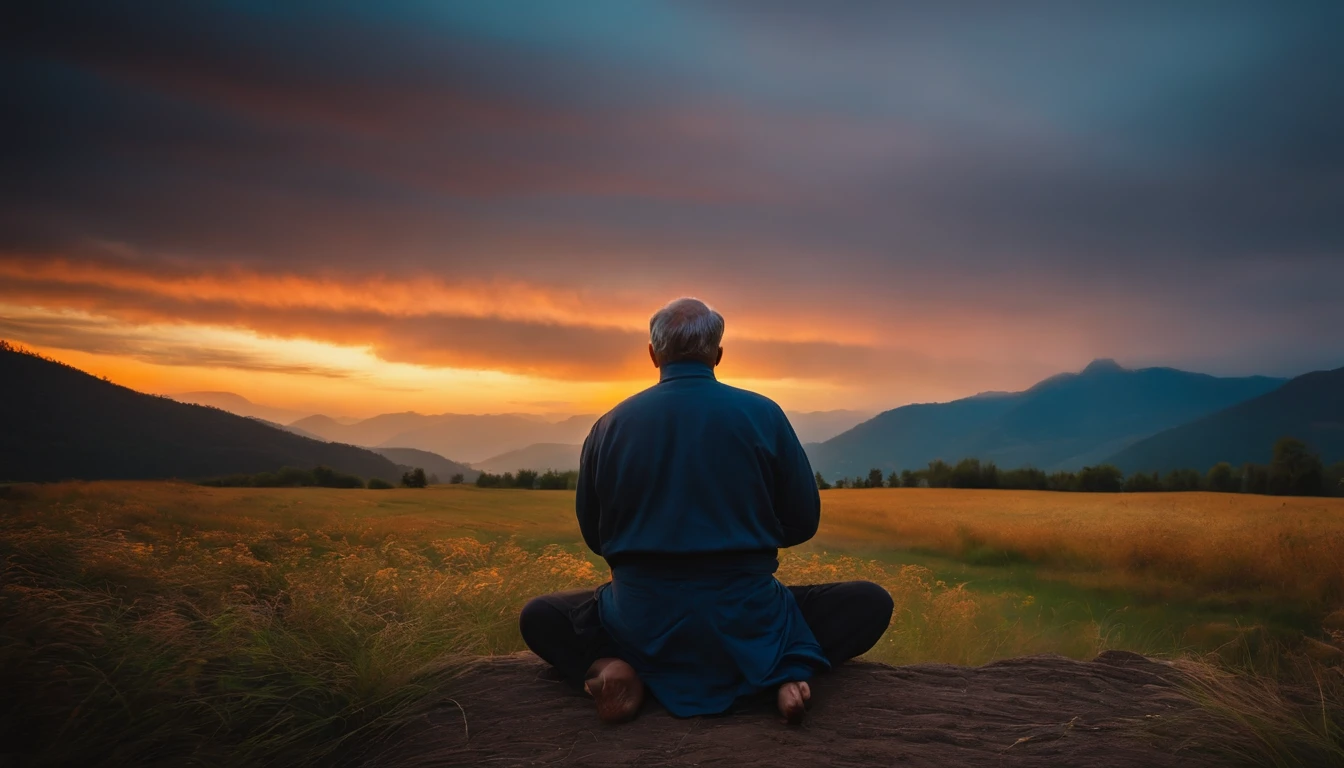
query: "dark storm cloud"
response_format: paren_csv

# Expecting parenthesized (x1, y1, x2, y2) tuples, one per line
(2, 0, 1342, 381)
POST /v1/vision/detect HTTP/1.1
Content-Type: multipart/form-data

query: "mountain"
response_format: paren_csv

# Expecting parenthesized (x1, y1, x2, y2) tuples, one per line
(1107, 366, 1344, 473)
(806, 393, 1021, 479)
(0, 346, 405, 483)
(473, 443, 582, 474)
(807, 359, 1286, 478)
(372, 447, 480, 482)
(784, 410, 876, 444)
(248, 417, 326, 441)
(385, 414, 595, 463)
(170, 391, 311, 425)
(292, 412, 596, 463)
(288, 412, 437, 447)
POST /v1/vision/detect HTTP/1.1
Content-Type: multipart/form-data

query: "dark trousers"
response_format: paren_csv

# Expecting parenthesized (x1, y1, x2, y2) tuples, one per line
(519, 580, 895, 685)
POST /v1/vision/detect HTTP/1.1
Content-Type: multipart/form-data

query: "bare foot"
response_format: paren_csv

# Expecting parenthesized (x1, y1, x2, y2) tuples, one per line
(584, 658, 645, 724)
(777, 680, 811, 725)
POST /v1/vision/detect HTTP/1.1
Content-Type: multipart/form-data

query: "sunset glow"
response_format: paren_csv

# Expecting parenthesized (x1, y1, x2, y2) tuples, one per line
(5, 3, 1341, 419)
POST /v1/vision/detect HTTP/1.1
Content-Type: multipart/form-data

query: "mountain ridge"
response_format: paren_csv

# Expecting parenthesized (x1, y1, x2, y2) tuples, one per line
(807, 359, 1286, 478)
(1107, 365, 1344, 472)
(0, 346, 405, 483)
(473, 443, 582, 474)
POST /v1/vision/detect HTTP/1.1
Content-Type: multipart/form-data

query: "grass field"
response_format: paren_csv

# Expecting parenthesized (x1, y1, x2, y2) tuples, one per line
(2, 482, 1342, 766)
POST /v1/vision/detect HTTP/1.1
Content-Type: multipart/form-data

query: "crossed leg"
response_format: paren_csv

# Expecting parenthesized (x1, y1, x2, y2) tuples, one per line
(518, 581, 894, 722)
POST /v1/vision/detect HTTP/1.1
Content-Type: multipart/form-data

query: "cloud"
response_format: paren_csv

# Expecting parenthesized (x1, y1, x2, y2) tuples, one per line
(0, 254, 954, 384)
(3, 0, 1343, 404)
(0, 312, 352, 378)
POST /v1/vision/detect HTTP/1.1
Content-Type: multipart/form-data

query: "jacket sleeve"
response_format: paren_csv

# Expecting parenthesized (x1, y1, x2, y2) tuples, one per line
(773, 410, 821, 547)
(575, 424, 604, 556)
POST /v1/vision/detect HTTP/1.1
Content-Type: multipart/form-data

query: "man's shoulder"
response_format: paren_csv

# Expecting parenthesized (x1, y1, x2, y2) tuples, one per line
(597, 379, 785, 424)
(714, 380, 787, 416)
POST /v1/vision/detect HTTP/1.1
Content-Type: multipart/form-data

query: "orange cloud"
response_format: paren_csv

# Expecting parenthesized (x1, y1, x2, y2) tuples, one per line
(0, 253, 918, 385)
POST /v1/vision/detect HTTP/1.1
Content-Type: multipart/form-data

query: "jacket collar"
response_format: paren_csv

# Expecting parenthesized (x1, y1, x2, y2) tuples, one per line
(658, 360, 717, 382)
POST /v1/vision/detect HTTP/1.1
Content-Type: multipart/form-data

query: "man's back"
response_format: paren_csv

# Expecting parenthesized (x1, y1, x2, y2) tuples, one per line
(518, 298, 893, 724)
(577, 360, 820, 561)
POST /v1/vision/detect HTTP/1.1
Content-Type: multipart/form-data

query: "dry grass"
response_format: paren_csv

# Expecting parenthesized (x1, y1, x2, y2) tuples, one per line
(2, 481, 1343, 766)
(0, 491, 600, 766)
(817, 488, 1344, 610)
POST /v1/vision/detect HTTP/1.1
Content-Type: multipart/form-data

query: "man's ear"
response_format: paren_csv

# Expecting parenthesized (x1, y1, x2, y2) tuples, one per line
(649, 343, 660, 368)
(714, 347, 724, 367)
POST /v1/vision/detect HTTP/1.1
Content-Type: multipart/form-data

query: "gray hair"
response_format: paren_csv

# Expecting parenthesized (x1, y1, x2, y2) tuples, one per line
(649, 297, 725, 362)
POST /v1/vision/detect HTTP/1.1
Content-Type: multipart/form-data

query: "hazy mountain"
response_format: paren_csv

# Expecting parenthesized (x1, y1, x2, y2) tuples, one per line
(0, 347, 404, 483)
(288, 412, 438, 447)
(291, 412, 596, 463)
(248, 417, 326, 441)
(784, 410, 875, 444)
(807, 359, 1286, 478)
(170, 391, 311, 425)
(806, 393, 1021, 479)
(1108, 366, 1344, 473)
(291, 407, 866, 467)
(473, 443, 582, 474)
(372, 447, 480, 482)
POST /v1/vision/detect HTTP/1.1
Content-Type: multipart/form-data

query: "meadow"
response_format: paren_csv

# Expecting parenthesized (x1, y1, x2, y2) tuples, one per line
(2, 482, 1342, 766)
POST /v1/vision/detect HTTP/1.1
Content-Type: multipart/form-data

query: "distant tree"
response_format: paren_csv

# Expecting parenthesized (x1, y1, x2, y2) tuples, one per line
(537, 469, 578, 490)
(926, 460, 952, 488)
(1047, 471, 1077, 492)
(814, 472, 831, 490)
(401, 467, 429, 488)
(310, 465, 363, 488)
(949, 458, 983, 488)
(1241, 463, 1270, 495)
(1206, 462, 1238, 493)
(982, 461, 999, 489)
(1268, 437, 1324, 496)
(500, 471, 515, 488)
(998, 467, 1048, 491)
(202, 465, 368, 488)
(514, 469, 539, 489)
(427, 473, 440, 485)
(833, 478, 847, 489)
(1123, 471, 1162, 493)
(1326, 462, 1344, 498)
(1161, 468, 1202, 492)
(900, 469, 919, 488)
(1076, 465, 1123, 493)
(449, 473, 464, 484)
(867, 468, 885, 489)
(886, 470, 900, 488)
(367, 478, 394, 490)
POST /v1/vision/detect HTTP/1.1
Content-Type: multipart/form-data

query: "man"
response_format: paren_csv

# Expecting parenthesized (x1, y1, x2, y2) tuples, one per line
(519, 297, 893, 724)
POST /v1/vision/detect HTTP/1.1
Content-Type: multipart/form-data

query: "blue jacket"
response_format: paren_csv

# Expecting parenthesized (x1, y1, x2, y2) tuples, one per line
(576, 360, 829, 716)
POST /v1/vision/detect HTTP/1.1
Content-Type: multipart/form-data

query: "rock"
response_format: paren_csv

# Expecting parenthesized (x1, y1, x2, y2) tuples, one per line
(377, 653, 1263, 767)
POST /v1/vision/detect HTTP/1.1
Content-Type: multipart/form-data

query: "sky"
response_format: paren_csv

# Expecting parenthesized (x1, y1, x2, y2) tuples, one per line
(3, 1, 1342, 418)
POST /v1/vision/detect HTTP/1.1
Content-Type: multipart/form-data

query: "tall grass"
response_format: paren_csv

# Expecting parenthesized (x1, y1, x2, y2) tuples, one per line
(819, 489, 1344, 612)
(0, 499, 598, 766)
(3, 484, 1343, 766)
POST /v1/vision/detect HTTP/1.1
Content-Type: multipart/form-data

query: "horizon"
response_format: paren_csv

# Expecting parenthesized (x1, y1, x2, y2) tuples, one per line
(5, 3, 1342, 416)
(5, 339, 1320, 426)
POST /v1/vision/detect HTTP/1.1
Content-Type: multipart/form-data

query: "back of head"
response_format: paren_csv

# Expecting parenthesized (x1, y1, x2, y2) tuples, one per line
(649, 297, 725, 366)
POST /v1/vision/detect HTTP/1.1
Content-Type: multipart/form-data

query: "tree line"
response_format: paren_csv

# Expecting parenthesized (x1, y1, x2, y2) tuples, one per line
(202, 465, 440, 489)
(475, 469, 579, 490)
(815, 437, 1344, 497)
(202, 465, 371, 489)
